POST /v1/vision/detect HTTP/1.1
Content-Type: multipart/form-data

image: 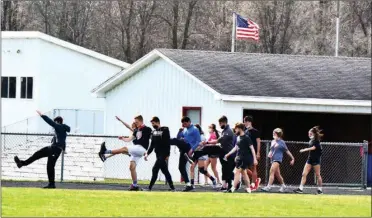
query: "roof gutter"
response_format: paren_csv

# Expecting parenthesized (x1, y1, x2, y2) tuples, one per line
(218, 94, 371, 107)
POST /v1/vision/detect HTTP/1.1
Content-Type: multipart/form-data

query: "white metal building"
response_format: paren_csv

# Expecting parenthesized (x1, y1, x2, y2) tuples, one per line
(1, 31, 130, 132)
(93, 49, 371, 181)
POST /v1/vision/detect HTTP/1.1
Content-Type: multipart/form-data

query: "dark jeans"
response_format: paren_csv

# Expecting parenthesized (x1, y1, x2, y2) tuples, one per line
(170, 138, 191, 184)
(23, 145, 62, 185)
(149, 155, 174, 190)
(219, 154, 235, 189)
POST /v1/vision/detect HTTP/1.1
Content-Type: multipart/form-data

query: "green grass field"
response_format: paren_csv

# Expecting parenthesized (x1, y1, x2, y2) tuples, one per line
(2, 187, 371, 217)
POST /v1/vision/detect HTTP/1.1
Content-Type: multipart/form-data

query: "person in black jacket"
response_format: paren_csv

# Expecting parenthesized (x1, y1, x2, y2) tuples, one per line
(99, 115, 152, 191)
(14, 110, 71, 189)
(144, 116, 175, 191)
(194, 116, 236, 191)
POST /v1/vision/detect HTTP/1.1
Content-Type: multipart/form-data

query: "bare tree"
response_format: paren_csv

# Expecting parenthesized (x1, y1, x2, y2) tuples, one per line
(255, 0, 295, 54)
(2, 0, 28, 31)
(154, 0, 198, 49)
(136, 0, 157, 58)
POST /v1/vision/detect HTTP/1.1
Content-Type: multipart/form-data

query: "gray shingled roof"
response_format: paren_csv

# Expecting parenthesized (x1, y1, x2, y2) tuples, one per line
(157, 49, 371, 100)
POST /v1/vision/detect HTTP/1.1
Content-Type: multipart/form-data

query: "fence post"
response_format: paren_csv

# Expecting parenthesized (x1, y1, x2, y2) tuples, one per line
(362, 141, 368, 189)
(60, 150, 65, 183)
(265, 141, 270, 184)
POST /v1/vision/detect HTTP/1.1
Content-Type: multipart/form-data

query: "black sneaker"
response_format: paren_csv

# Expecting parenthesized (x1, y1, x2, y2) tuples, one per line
(168, 188, 176, 192)
(128, 185, 141, 191)
(98, 142, 107, 162)
(14, 156, 23, 168)
(43, 184, 56, 189)
(220, 187, 228, 191)
(293, 188, 304, 194)
(317, 189, 323, 195)
(98, 153, 106, 162)
(182, 185, 194, 192)
(100, 142, 107, 153)
(224, 189, 233, 193)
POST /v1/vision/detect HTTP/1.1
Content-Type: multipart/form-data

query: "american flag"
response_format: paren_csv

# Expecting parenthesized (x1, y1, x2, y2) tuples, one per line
(235, 13, 260, 41)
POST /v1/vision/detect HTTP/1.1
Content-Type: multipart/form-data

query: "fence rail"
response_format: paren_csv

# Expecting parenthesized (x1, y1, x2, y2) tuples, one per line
(2, 109, 104, 135)
(1, 132, 369, 189)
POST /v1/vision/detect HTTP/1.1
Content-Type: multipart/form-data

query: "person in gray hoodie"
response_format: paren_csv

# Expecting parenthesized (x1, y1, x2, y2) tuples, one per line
(14, 110, 70, 189)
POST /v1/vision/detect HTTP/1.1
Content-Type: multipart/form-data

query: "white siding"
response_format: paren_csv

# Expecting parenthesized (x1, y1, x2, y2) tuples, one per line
(105, 58, 224, 136)
(1, 38, 41, 127)
(104, 58, 224, 180)
(2, 37, 122, 131)
(38, 39, 120, 112)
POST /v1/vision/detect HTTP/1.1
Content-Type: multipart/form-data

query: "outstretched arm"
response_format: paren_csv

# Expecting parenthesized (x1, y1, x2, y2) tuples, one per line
(37, 110, 57, 128)
(300, 146, 316, 153)
(115, 116, 134, 132)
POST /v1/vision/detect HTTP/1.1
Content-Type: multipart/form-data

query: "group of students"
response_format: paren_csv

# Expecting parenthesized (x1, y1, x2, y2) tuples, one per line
(13, 110, 324, 194)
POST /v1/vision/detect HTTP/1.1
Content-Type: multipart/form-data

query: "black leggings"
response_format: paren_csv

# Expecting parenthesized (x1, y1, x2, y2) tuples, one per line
(23, 145, 62, 185)
(170, 138, 191, 183)
(149, 156, 174, 190)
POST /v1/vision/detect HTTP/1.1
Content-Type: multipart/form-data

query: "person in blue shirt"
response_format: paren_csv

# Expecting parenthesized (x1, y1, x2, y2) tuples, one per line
(261, 128, 295, 193)
(170, 116, 200, 192)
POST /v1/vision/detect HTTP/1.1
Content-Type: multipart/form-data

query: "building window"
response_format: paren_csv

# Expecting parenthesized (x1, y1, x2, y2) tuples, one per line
(182, 107, 202, 125)
(1, 77, 16, 98)
(21, 77, 33, 99)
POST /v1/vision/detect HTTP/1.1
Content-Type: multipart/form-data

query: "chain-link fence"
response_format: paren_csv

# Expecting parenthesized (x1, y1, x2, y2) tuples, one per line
(1, 133, 369, 188)
(260, 140, 368, 188)
(1, 133, 168, 183)
(2, 109, 104, 135)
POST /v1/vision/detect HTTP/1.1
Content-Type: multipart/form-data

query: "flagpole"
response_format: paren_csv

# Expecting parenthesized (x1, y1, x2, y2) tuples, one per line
(231, 12, 236, 52)
(335, 0, 340, 57)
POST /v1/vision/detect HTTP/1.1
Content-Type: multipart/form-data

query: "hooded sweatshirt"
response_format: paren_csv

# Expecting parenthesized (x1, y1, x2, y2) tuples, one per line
(41, 115, 71, 150)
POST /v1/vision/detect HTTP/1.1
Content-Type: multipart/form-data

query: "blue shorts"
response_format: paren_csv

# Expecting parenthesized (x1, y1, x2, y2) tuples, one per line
(307, 158, 321, 166)
(271, 160, 282, 165)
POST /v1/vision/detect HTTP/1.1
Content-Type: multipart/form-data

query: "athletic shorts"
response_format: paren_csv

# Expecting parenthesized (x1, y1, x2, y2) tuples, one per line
(271, 160, 282, 165)
(127, 145, 146, 164)
(198, 155, 208, 161)
(307, 157, 321, 166)
(235, 156, 252, 170)
(208, 154, 219, 158)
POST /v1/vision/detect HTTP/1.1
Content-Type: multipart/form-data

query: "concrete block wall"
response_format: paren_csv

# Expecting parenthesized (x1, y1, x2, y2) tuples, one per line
(2, 135, 221, 184)
(2, 136, 105, 182)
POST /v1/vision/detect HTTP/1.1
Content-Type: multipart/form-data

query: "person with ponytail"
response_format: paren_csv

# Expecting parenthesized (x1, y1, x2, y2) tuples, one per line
(204, 124, 222, 186)
(294, 126, 324, 194)
(261, 128, 295, 193)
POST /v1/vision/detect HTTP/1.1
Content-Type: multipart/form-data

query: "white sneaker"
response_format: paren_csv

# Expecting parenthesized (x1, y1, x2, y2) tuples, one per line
(279, 185, 287, 193)
(261, 186, 271, 192)
(245, 188, 251, 193)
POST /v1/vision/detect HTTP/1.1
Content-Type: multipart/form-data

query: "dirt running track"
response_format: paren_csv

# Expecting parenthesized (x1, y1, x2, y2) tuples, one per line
(2, 181, 371, 196)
